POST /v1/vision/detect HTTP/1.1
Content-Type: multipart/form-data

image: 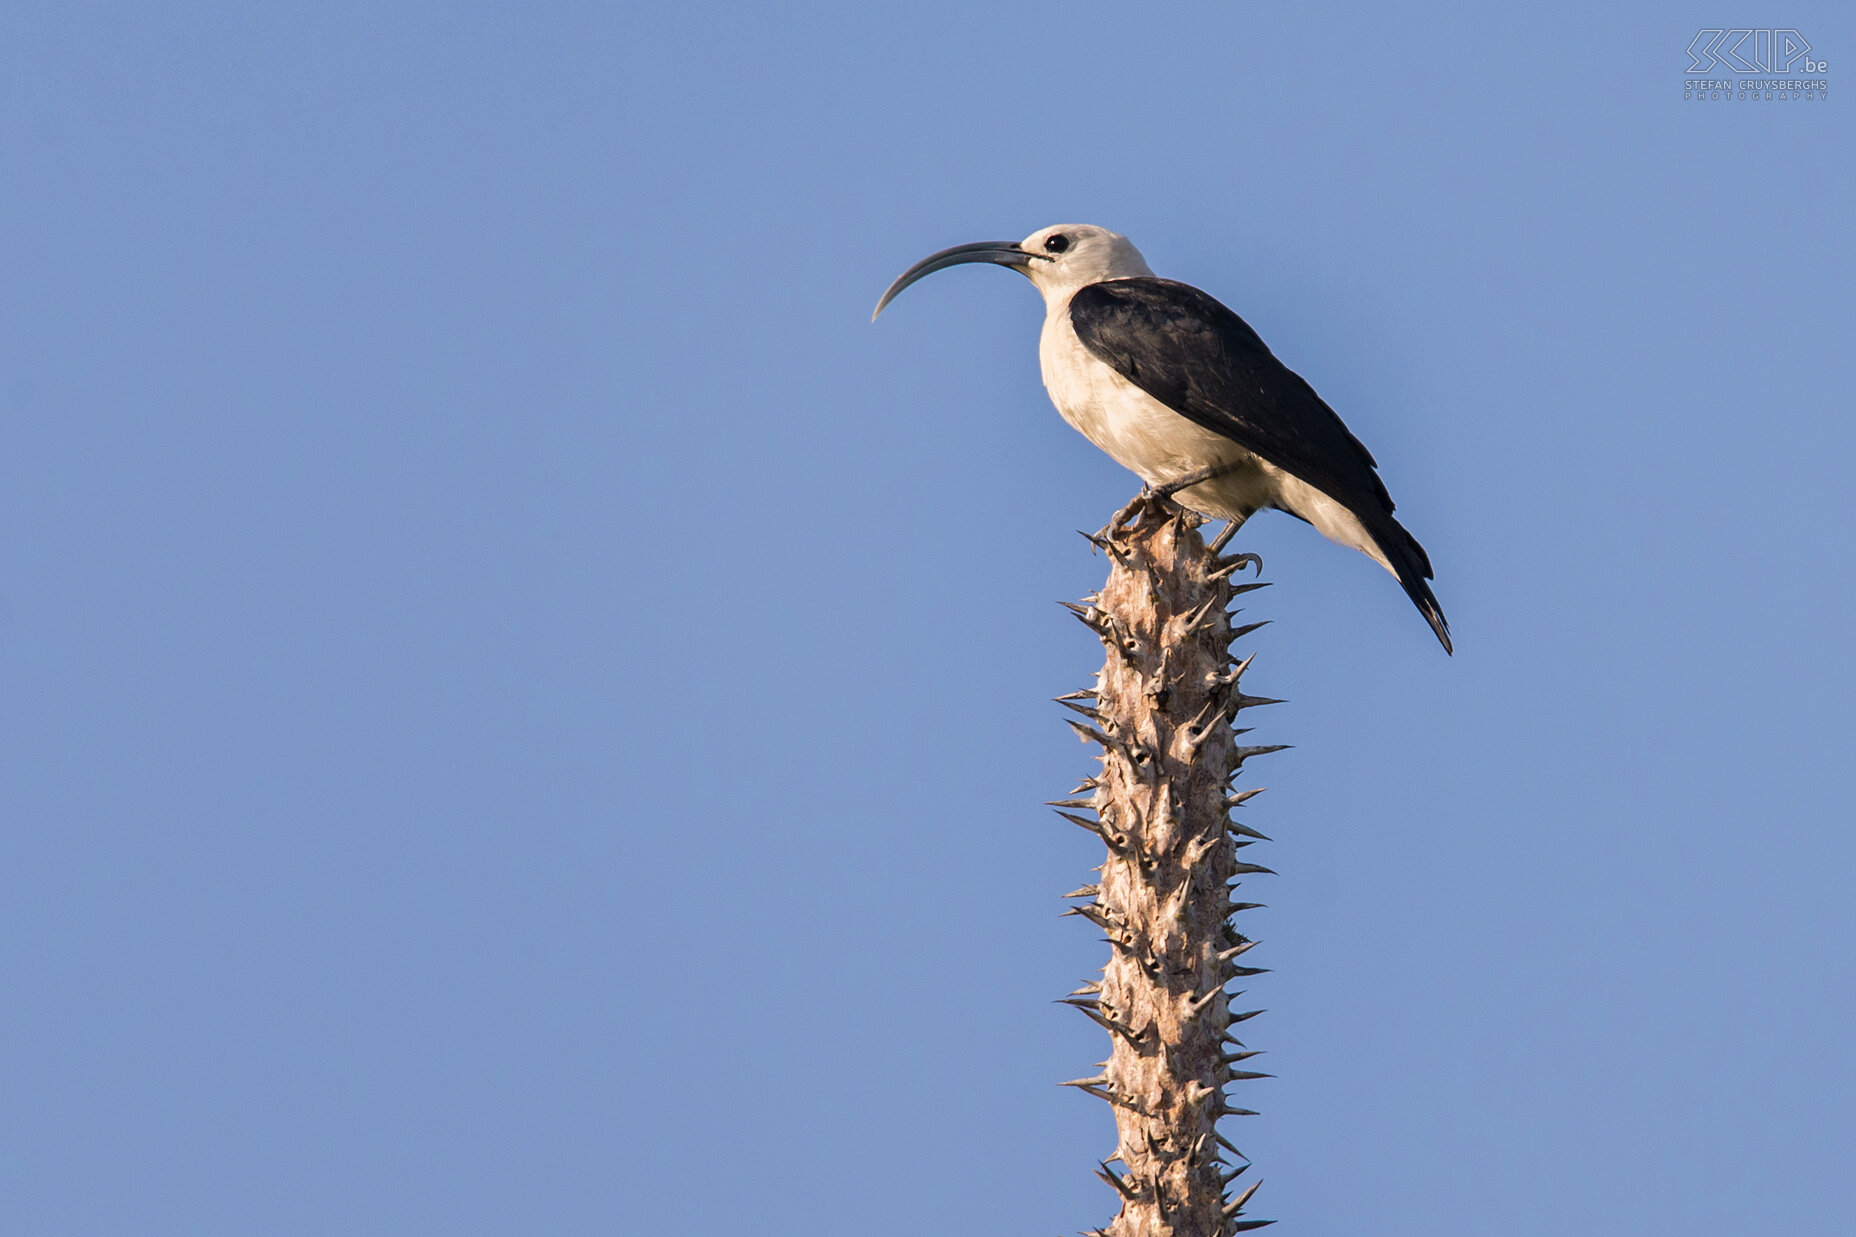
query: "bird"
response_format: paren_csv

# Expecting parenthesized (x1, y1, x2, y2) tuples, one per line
(872, 224, 1452, 654)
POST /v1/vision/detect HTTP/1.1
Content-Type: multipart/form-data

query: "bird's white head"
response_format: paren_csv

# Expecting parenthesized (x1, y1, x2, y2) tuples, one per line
(1016, 224, 1155, 302)
(872, 223, 1154, 319)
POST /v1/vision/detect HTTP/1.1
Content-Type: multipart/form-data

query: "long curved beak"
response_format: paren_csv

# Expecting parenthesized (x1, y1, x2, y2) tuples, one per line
(871, 241, 1034, 321)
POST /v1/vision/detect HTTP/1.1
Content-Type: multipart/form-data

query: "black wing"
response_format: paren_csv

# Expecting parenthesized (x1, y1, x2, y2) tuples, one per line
(1069, 277, 1397, 518)
(1070, 277, 1451, 652)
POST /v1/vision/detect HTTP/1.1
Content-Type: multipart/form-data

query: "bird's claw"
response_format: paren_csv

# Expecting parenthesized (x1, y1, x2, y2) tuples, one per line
(1094, 486, 1159, 542)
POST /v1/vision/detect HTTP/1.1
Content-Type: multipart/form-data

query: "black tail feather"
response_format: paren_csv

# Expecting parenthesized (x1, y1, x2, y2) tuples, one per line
(1373, 518, 1452, 655)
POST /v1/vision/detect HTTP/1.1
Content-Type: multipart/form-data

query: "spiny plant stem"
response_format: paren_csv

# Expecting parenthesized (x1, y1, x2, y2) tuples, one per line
(1056, 493, 1282, 1237)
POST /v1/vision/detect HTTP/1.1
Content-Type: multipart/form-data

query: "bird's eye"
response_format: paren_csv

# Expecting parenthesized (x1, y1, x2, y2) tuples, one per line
(1044, 234, 1070, 254)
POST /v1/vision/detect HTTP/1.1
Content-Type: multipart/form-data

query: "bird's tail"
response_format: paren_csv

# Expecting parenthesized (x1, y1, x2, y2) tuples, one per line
(1369, 516, 1452, 655)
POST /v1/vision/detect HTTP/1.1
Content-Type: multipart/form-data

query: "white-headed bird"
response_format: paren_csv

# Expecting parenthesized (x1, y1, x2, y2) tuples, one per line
(875, 223, 1451, 653)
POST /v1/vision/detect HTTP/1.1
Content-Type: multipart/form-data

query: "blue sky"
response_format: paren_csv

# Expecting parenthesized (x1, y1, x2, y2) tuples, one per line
(1, 3, 1850, 1234)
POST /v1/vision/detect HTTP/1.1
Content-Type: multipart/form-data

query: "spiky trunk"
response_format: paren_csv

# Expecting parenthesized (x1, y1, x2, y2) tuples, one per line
(1057, 495, 1280, 1237)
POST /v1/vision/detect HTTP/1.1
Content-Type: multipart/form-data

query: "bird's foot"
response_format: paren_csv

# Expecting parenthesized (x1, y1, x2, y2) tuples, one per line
(1095, 466, 1247, 545)
(1095, 486, 1158, 543)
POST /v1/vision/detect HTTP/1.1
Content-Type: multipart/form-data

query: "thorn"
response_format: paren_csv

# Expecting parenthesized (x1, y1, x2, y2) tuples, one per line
(1069, 981, 1101, 996)
(1214, 1132, 1246, 1158)
(1083, 1002, 1143, 1040)
(1232, 745, 1291, 762)
(1187, 986, 1226, 1015)
(1069, 1000, 1141, 1042)
(1062, 904, 1115, 931)
(1165, 881, 1194, 925)
(1218, 1162, 1250, 1186)
(1225, 786, 1266, 808)
(1180, 593, 1223, 631)
(1060, 1074, 1110, 1089)
(1229, 619, 1270, 641)
(1054, 689, 1098, 702)
(1061, 884, 1101, 900)
(1096, 1162, 1139, 1201)
(1183, 834, 1222, 868)
(1055, 698, 1103, 721)
(1227, 901, 1266, 913)
(1046, 796, 1098, 810)
(1217, 940, 1261, 963)
(1223, 1049, 1264, 1063)
(1182, 694, 1224, 740)
(1067, 719, 1113, 748)
(1230, 861, 1276, 876)
(1056, 810, 1127, 851)
(1150, 643, 1175, 687)
(1226, 580, 1272, 597)
(1223, 651, 1259, 683)
(1230, 1222, 1276, 1233)
(1184, 1081, 1215, 1106)
(1226, 1070, 1274, 1081)
(1224, 1180, 1263, 1216)
(1103, 1090, 1153, 1116)
(1228, 1008, 1266, 1024)
(1124, 743, 1159, 785)
(1229, 694, 1285, 712)
(1077, 528, 1133, 566)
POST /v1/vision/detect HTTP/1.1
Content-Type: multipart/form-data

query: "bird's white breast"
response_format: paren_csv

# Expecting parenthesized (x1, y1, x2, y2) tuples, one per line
(1037, 295, 1264, 521)
(1039, 301, 1235, 477)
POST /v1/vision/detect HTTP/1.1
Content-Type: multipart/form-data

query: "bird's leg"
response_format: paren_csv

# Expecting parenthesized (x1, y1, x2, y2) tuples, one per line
(1206, 514, 1262, 573)
(1150, 459, 1247, 504)
(1206, 510, 1263, 572)
(1207, 518, 1245, 555)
